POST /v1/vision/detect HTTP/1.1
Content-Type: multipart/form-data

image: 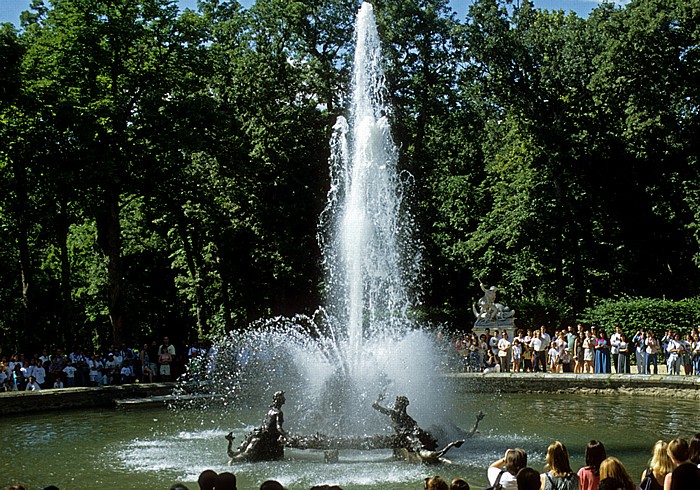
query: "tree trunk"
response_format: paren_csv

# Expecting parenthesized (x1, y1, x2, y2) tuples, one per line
(97, 186, 123, 345)
(57, 196, 74, 342)
(12, 157, 33, 336)
(176, 214, 208, 333)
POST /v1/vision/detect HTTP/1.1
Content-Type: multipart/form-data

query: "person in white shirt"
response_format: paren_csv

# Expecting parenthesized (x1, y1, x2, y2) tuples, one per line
(667, 333, 683, 375)
(26, 376, 41, 391)
(540, 326, 552, 349)
(645, 331, 660, 374)
(530, 331, 547, 372)
(34, 362, 47, 388)
(487, 448, 528, 490)
(512, 339, 522, 372)
(609, 326, 622, 373)
(498, 332, 512, 372)
(87, 355, 104, 386)
(63, 361, 78, 387)
(489, 330, 500, 358)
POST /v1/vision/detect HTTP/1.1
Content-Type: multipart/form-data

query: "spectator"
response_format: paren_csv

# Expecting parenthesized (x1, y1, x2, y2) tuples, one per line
(530, 330, 547, 372)
(139, 342, 154, 383)
(120, 360, 135, 384)
(640, 440, 673, 490)
(25, 375, 41, 391)
(645, 331, 660, 374)
(610, 326, 622, 373)
(424, 476, 448, 490)
(511, 338, 522, 373)
(498, 332, 511, 372)
(666, 333, 682, 375)
(259, 481, 285, 490)
(449, 478, 469, 490)
(213, 471, 237, 490)
(159, 336, 176, 381)
(488, 448, 527, 490)
(583, 330, 595, 374)
(599, 457, 635, 490)
(578, 440, 607, 490)
(541, 441, 579, 490)
(517, 468, 542, 490)
(198, 469, 218, 490)
(595, 330, 611, 374)
(62, 360, 77, 387)
(689, 433, 700, 467)
(34, 359, 47, 388)
(665, 438, 700, 489)
(597, 477, 623, 490)
(573, 330, 585, 373)
(617, 334, 630, 373)
(87, 355, 103, 386)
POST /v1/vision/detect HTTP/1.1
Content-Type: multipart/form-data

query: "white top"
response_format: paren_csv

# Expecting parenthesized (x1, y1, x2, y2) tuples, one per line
(610, 332, 621, 354)
(498, 339, 511, 357)
(26, 381, 41, 391)
(488, 467, 518, 490)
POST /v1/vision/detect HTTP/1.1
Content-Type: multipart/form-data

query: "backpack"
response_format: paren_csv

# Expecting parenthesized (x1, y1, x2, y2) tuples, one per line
(639, 468, 655, 490)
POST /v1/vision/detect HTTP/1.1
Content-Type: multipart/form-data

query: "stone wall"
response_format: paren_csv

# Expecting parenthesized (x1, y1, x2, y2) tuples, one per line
(0, 383, 175, 416)
(447, 372, 700, 399)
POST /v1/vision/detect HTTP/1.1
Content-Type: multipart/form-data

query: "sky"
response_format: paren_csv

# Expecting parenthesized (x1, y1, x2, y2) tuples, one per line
(1, 0, 631, 27)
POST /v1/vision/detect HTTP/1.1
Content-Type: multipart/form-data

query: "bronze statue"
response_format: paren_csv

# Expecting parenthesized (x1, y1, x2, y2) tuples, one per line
(371, 394, 482, 464)
(226, 391, 288, 462)
(226, 391, 484, 465)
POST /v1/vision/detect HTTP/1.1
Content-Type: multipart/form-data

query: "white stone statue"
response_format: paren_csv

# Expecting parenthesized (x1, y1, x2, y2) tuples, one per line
(473, 283, 515, 323)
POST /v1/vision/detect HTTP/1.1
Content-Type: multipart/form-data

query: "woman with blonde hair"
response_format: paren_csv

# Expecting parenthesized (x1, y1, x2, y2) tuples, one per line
(599, 457, 635, 490)
(640, 441, 673, 490)
(541, 441, 579, 490)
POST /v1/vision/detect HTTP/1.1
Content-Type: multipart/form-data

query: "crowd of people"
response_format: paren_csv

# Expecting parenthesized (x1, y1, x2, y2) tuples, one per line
(0, 337, 211, 392)
(426, 434, 700, 490)
(478, 434, 700, 490)
(452, 324, 700, 376)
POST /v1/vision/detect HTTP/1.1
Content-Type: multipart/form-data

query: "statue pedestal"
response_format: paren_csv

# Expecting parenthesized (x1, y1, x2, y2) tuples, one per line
(472, 318, 516, 342)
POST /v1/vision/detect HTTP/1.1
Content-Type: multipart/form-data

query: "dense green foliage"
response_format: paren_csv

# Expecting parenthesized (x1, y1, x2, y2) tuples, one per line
(1, 0, 700, 353)
(580, 297, 700, 341)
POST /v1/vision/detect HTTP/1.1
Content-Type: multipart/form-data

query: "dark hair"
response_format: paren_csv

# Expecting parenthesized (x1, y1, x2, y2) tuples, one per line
(598, 477, 624, 490)
(585, 440, 607, 475)
(516, 467, 541, 490)
(169, 484, 190, 490)
(260, 481, 285, 490)
(197, 469, 218, 490)
(505, 448, 528, 475)
(425, 476, 449, 490)
(689, 433, 700, 464)
(668, 438, 690, 462)
(213, 472, 237, 490)
(449, 478, 470, 490)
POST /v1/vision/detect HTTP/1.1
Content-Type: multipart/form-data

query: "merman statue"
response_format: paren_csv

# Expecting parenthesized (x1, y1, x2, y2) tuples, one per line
(372, 394, 483, 464)
(226, 390, 288, 462)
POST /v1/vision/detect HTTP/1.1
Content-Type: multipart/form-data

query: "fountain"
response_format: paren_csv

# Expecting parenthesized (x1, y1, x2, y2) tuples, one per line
(184, 1, 455, 450)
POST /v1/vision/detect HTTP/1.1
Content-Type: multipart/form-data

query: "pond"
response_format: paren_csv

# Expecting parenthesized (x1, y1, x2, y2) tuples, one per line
(1, 391, 698, 490)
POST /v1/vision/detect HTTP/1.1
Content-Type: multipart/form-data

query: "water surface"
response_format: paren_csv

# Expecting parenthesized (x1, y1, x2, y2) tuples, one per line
(1, 391, 697, 490)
